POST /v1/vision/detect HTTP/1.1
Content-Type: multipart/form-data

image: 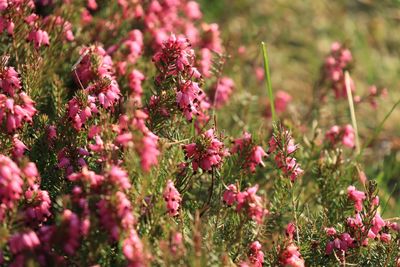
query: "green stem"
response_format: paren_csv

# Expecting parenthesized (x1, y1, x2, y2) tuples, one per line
(261, 42, 276, 121)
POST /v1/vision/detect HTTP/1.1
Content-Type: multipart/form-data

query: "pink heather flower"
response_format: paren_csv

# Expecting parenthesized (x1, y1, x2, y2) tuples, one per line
(325, 233, 355, 255)
(280, 243, 305, 267)
(324, 42, 354, 99)
(371, 213, 385, 235)
(169, 232, 185, 256)
(153, 34, 205, 121)
(255, 66, 265, 83)
(231, 132, 267, 172)
(0, 155, 24, 211)
(234, 184, 269, 224)
(286, 222, 296, 240)
(0, 66, 21, 96)
(24, 185, 51, 225)
(12, 136, 27, 159)
(87, 0, 97, 10)
(128, 69, 145, 100)
(268, 130, 303, 182)
(210, 77, 234, 108)
(325, 124, 355, 148)
(223, 184, 238, 206)
(201, 23, 223, 53)
(27, 29, 50, 48)
(61, 209, 81, 255)
(248, 241, 264, 267)
(342, 124, 355, 148)
(138, 132, 160, 172)
(347, 186, 366, 212)
(184, 1, 202, 20)
(380, 233, 391, 243)
(347, 213, 363, 229)
(68, 167, 104, 188)
(274, 90, 292, 113)
(108, 165, 131, 190)
(123, 229, 147, 265)
(325, 227, 337, 236)
(163, 180, 181, 217)
(199, 48, 213, 77)
(9, 230, 40, 254)
(183, 128, 229, 172)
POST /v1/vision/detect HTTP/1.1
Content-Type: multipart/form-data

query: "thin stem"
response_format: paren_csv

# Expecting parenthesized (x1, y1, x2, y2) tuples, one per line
(261, 42, 276, 121)
(344, 71, 360, 154)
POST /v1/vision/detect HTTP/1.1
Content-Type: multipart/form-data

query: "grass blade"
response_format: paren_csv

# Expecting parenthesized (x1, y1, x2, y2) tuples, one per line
(261, 42, 276, 121)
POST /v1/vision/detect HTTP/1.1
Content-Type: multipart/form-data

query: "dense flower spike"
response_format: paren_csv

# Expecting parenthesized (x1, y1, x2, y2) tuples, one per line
(325, 124, 355, 148)
(0, 155, 24, 214)
(163, 180, 181, 216)
(0, 65, 36, 133)
(183, 128, 229, 172)
(324, 42, 354, 99)
(152, 34, 206, 121)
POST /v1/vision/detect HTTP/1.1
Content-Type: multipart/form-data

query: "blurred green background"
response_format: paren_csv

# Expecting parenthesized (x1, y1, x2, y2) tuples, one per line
(199, 0, 400, 216)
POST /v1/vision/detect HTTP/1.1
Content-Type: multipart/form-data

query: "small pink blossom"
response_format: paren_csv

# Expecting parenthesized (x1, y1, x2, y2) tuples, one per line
(163, 180, 181, 216)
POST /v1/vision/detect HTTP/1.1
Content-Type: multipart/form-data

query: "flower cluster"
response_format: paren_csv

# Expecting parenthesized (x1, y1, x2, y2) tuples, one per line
(325, 124, 355, 148)
(279, 223, 305, 267)
(239, 241, 265, 267)
(152, 34, 206, 121)
(325, 184, 398, 259)
(223, 184, 268, 224)
(0, 65, 36, 133)
(268, 128, 303, 182)
(163, 180, 181, 216)
(183, 128, 229, 172)
(231, 132, 267, 172)
(324, 42, 354, 99)
(210, 77, 234, 108)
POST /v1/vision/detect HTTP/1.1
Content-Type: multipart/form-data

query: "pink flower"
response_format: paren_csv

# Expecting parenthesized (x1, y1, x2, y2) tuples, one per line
(380, 233, 391, 243)
(0, 155, 24, 211)
(210, 77, 234, 108)
(325, 124, 355, 148)
(163, 180, 181, 216)
(325, 227, 337, 236)
(280, 243, 305, 267)
(324, 42, 354, 99)
(347, 186, 366, 212)
(231, 132, 267, 172)
(108, 165, 131, 190)
(27, 29, 50, 48)
(184, 1, 202, 20)
(9, 230, 40, 254)
(226, 184, 269, 224)
(61, 209, 81, 255)
(223, 184, 237, 206)
(274, 90, 292, 113)
(123, 229, 147, 265)
(248, 241, 264, 267)
(138, 132, 160, 172)
(183, 128, 228, 172)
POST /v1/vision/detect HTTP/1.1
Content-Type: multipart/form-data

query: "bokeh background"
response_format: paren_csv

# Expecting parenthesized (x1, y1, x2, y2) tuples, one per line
(199, 0, 400, 215)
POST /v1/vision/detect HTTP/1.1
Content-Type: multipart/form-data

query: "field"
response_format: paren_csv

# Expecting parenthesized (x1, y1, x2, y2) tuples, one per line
(0, 0, 399, 266)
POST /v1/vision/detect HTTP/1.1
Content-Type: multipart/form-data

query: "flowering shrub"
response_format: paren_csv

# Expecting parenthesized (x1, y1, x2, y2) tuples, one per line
(0, 0, 398, 266)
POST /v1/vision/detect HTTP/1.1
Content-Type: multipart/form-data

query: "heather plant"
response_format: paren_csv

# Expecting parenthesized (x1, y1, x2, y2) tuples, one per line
(0, 0, 399, 266)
